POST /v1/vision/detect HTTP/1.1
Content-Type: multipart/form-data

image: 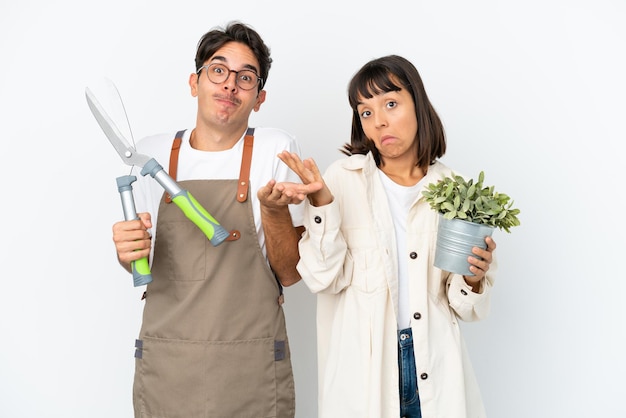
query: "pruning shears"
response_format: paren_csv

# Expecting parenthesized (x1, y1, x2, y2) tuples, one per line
(85, 85, 230, 286)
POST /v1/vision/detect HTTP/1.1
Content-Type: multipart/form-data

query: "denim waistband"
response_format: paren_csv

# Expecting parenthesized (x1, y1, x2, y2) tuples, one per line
(398, 327, 413, 348)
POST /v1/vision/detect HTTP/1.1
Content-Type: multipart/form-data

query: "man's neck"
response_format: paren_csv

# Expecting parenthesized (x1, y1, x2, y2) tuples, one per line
(190, 124, 248, 151)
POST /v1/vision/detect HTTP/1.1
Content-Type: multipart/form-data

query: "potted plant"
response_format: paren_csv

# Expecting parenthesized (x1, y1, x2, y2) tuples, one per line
(422, 171, 521, 276)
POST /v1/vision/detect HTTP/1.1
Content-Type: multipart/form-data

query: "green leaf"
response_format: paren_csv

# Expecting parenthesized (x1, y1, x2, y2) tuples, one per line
(453, 195, 461, 210)
(442, 202, 456, 212)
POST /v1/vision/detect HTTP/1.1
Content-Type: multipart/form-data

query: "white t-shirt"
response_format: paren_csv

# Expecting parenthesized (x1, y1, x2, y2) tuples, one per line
(130, 127, 304, 263)
(378, 170, 424, 330)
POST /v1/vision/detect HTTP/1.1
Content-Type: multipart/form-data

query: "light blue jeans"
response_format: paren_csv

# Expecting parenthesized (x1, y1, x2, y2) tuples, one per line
(398, 328, 422, 418)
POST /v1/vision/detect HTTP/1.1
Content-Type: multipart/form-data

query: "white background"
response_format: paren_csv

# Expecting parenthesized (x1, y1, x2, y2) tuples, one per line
(1, 1, 625, 417)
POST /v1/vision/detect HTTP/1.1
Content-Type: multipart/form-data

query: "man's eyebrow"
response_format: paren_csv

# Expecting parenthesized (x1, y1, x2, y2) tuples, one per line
(209, 56, 259, 73)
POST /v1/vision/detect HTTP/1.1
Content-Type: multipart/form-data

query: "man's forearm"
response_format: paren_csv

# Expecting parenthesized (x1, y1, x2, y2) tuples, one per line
(261, 205, 303, 287)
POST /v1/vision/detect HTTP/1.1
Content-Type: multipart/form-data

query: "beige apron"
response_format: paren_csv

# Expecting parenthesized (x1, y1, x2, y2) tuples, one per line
(133, 129, 295, 418)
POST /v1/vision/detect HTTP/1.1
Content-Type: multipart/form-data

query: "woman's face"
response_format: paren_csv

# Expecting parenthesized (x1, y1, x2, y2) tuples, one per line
(356, 85, 418, 165)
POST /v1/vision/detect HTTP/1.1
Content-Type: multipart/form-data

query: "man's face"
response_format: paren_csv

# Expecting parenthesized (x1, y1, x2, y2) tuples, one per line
(190, 41, 266, 128)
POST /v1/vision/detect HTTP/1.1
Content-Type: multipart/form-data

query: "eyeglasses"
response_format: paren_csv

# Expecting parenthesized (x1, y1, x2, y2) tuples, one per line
(197, 63, 263, 91)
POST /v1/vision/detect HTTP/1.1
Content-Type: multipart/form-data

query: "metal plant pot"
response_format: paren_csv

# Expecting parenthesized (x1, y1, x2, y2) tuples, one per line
(434, 215, 495, 276)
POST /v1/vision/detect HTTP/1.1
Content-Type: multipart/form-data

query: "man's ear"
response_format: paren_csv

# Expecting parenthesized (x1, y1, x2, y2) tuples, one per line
(253, 89, 266, 112)
(189, 72, 199, 97)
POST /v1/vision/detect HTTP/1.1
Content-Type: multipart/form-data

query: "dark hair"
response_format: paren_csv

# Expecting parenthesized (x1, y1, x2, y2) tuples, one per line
(195, 21, 272, 91)
(344, 55, 446, 169)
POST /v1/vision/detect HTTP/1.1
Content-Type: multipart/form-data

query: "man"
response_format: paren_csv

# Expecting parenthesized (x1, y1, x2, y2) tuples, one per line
(112, 21, 306, 418)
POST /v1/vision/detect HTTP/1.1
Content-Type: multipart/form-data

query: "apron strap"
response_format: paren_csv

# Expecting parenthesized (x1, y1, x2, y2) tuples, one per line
(165, 129, 186, 203)
(237, 127, 255, 202)
(165, 128, 254, 203)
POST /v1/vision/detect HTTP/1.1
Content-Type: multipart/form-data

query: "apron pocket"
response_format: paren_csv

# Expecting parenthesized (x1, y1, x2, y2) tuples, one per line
(135, 336, 279, 418)
(153, 221, 207, 281)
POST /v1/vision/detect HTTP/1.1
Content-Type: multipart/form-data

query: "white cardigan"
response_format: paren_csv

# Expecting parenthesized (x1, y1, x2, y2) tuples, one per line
(297, 153, 495, 418)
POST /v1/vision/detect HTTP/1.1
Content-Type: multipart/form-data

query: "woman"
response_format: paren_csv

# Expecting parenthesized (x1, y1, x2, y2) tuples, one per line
(278, 55, 496, 418)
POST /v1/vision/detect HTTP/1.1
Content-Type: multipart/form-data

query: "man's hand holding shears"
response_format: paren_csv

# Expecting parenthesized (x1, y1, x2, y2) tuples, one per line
(113, 212, 153, 274)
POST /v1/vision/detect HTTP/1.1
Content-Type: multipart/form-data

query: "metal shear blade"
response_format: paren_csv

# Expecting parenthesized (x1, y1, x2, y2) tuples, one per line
(85, 87, 150, 168)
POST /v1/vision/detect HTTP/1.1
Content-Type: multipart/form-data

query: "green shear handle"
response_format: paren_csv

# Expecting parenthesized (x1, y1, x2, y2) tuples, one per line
(140, 158, 230, 246)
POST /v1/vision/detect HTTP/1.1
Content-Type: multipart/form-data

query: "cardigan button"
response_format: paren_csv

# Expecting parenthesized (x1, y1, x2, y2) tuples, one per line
(413, 312, 421, 320)
(409, 251, 418, 259)
(314, 216, 322, 224)
(420, 373, 428, 380)
(461, 289, 468, 296)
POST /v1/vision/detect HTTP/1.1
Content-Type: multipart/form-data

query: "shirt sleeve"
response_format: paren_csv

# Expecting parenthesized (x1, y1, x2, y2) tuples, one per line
(297, 199, 352, 294)
(447, 255, 497, 321)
